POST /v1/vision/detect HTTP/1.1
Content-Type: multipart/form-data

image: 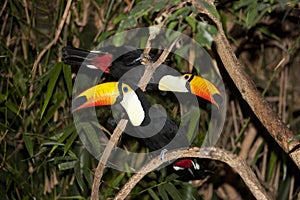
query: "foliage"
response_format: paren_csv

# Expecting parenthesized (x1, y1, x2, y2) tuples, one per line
(0, 0, 299, 199)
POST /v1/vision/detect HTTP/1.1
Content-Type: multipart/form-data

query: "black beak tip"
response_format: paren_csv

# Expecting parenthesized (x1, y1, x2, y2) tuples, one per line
(213, 94, 223, 108)
(71, 96, 88, 112)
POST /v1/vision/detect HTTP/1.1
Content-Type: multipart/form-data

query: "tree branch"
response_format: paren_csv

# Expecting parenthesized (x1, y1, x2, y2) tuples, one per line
(139, 35, 180, 90)
(114, 147, 272, 200)
(91, 119, 128, 200)
(191, 0, 300, 169)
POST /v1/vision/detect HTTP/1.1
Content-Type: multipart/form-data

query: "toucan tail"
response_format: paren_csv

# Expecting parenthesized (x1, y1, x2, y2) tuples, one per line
(62, 46, 91, 65)
(62, 46, 112, 72)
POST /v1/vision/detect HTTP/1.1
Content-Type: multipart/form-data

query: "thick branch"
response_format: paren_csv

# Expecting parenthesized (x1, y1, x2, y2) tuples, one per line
(192, 0, 300, 169)
(114, 147, 271, 200)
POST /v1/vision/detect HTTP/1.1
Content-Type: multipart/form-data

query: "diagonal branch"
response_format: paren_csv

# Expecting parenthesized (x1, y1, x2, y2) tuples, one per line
(114, 147, 272, 200)
(191, 0, 300, 169)
(139, 35, 180, 90)
(91, 119, 128, 200)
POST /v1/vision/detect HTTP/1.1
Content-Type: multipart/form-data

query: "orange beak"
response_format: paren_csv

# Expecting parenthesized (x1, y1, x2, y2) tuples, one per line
(158, 74, 222, 108)
(72, 82, 120, 112)
(72, 82, 145, 126)
(189, 75, 222, 108)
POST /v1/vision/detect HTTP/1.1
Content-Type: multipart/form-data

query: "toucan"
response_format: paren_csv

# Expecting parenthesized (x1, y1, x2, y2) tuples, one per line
(62, 45, 156, 79)
(72, 79, 221, 180)
(64, 45, 222, 180)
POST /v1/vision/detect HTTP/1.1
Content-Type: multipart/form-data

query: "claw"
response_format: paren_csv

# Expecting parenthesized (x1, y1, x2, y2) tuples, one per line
(160, 149, 168, 162)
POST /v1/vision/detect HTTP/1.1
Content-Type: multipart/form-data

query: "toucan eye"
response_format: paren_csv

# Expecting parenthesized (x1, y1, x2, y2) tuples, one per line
(123, 86, 129, 93)
(183, 74, 191, 80)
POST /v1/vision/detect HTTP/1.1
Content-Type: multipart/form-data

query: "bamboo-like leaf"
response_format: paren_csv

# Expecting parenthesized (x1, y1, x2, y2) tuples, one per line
(27, 71, 51, 109)
(58, 160, 77, 170)
(185, 16, 196, 32)
(267, 151, 278, 181)
(63, 131, 78, 156)
(165, 173, 180, 182)
(5, 101, 19, 116)
(42, 93, 65, 126)
(199, 1, 220, 18)
(75, 163, 86, 191)
(164, 183, 182, 200)
(82, 166, 92, 188)
(40, 63, 62, 118)
(62, 63, 72, 98)
(49, 124, 75, 155)
(158, 185, 169, 200)
(148, 188, 160, 200)
(23, 134, 34, 158)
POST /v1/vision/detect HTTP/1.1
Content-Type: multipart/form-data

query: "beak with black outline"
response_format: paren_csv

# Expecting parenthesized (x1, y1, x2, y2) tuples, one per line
(158, 73, 222, 108)
(72, 82, 145, 126)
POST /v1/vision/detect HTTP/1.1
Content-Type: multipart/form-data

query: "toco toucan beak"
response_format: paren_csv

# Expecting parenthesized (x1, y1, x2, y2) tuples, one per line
(158, 74, 222, 108)
(72, 82, 145, 126)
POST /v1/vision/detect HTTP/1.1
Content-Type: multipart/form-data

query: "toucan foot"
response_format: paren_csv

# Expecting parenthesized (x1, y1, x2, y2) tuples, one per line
(160, 149, 168, 162)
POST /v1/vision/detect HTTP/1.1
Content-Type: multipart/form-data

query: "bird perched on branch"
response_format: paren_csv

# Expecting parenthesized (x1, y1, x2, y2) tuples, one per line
(63, 45, 222, 180)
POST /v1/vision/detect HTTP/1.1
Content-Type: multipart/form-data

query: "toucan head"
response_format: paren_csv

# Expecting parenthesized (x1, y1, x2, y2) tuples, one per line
(158, 73, 222, 108)
(72, 82, 145, 126)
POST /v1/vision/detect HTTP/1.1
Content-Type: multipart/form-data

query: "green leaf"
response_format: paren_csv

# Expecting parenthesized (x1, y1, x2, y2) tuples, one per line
(119, 16, 137, 30)
(153, 0, 168, 12)
(75, 163, 86, 191)
(113, 31, 127, 47)
(62, 63, 72, 97)
(75, 120, 104, 158)
(167, 7, 192, 22)
(169, 0, 181, 4)
(196, 22, 216, 46)
(63, 131, 78, 156)
(97, 30, 116, 43)
(130, 1, 152, 16)
(158, 185, 169, 200)
(148, 188, 160, 200)
(164, 183, 182, 200)
(13, 70, 26, 97)
(167, 21, 178, 31)
(185, 16, 197, 32)
(40, 63, 62, 118)
(5, 101, 19, 116)
(233, 0, 253, 10)
(200, 1, 219, 19)
(111, 173, 125, 187)
(106, 173, 126, 195)
(165, 173, 180, 182)
(27, 70, 51, 109)
(82, 166, 92, 187)
(113, 13, 127, 24)
(0, 94, 7, 104)
(181, 107, 200, 143)
(267, 151, 278, 181)
(49, 124, 75, 155)
(42, 93, 65, 126)
(58, 160, 78, 170)
(23, 134, 34, 158)
(246, 7, 258, 28)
